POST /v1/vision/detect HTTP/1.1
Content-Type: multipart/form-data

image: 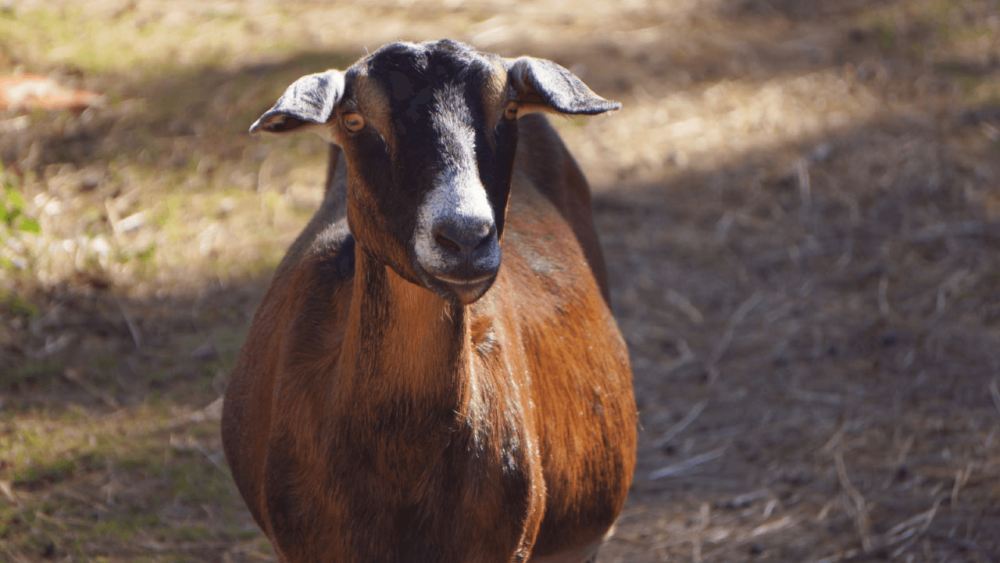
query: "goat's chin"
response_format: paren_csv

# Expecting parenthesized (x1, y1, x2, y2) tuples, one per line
(414, 268, 497, 306)
(412, 256, 500, 305)
(444, 277, 495, 305)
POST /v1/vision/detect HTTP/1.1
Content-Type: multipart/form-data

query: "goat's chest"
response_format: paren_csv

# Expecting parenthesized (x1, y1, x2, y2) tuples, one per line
(316, 395, 539, 560)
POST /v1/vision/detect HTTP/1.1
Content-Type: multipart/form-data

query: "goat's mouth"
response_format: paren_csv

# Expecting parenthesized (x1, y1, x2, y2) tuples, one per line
(414, 234, 502, 305)
(434, 273, 494, 287)
(420, 268, 498, 305)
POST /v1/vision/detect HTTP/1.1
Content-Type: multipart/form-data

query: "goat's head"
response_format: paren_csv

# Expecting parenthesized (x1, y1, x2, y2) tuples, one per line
(251, 40, 618, 304)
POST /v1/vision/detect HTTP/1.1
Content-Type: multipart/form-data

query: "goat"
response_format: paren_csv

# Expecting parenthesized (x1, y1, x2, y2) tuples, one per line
(221, 39, 637, 563)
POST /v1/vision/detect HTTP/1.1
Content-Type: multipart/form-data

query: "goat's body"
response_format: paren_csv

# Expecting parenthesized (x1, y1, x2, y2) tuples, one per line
(223, 115, 635, 562)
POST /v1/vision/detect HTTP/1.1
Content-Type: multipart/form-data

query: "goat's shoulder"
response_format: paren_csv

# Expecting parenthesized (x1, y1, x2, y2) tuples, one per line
(262, 215, 355, 326)
(272, 219, 355, 371)
(223, 218, 354, 455)
(511, 114, 611, 301)
(222, 217, 355, 528)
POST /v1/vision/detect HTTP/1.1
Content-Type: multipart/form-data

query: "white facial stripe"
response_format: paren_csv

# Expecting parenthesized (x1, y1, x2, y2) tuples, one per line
(414, 132, 497, 274)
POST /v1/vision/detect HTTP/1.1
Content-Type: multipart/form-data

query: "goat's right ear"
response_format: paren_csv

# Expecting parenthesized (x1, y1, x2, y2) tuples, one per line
(250, 70, 345, 137)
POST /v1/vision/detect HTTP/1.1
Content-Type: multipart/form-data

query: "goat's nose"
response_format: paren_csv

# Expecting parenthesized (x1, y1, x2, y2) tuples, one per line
(433, 221, 495, 256)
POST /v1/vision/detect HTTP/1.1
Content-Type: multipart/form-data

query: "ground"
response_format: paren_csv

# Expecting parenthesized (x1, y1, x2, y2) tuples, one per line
(1, 0, 999, 561)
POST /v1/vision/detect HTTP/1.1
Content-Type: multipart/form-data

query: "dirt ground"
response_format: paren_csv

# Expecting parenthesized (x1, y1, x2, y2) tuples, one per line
(1, 0, 999, 561)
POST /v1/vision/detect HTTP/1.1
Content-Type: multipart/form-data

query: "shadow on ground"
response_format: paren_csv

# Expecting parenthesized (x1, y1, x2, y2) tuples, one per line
(595, 106, 1000, 561)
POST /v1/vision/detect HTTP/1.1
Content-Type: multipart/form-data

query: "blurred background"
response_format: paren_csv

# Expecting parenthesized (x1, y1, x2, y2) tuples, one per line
(1, 0, 999, 561)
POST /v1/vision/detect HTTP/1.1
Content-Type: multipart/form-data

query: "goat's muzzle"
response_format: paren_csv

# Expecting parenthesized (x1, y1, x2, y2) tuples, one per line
(420, 216, 500, 304)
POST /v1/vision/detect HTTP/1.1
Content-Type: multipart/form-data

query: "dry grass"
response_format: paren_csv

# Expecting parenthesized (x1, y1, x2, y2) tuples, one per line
(1, 0, 998, 561)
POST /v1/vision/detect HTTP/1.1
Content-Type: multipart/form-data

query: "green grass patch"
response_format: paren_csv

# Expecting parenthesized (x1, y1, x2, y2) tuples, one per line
(0, 360, 64, 393)
(0, 410, 248, 557)
(875, 21, 896, 50)
(1, 7, 259, 75)
(90, 511, 161, 543)
(174, 524, 213, 543)
(858, 0, 998, 60)
(962, 76, 1000, 106)
(167, 457, 234, 504)
(91, 353, 120, 375)
(12, 458, 77, 490)
(0, 291, 39, 320)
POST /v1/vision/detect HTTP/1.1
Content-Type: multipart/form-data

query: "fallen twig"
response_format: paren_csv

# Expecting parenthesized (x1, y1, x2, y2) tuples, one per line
(928, 533, 998, 563)
(711, 292, 763, 364)
(878, 275, 890, 317)
(654, 400, 707, 448)
(908, 221, 992, 243)
(950, 463, 973, 506)
(797, 158, 812, 212)
(989, 378, 1000, 415)
(666, 289, 705, 325)
(650, 446, 728, 480)
(0, 480, 19, 506)
(885, 497, 941, 540)
(63, 368, 121, 409)
(0, 543, 34, 563)
(115, 295, 142, 349)
(894, 434, 915, 469)
(170, 430, 228, 475)
(820, 419, 851, 455)
(716, 488, 770, 509)
(707, 292, 762, 384)
(164, 397, 224, 430)
(834, 451, 873, 552)
(52, 485, 111, 513)
(749, 515, 796, 538)
(660, 339, 696, 376)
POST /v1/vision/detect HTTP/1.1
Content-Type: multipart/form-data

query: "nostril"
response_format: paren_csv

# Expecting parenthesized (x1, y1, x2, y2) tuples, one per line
(433, 222, 494, 254)
(435, 233, 462, 251)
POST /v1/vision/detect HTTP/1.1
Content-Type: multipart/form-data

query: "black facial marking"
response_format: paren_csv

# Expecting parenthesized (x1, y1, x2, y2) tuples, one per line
(390, 71, 414, 100)
(346, 40, 518, 285)
(408, 89, 433, 123)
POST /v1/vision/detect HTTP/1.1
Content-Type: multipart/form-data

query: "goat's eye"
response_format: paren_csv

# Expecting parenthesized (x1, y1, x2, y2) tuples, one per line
(503, 102, 519, 121)
(343, 112, 365, 132)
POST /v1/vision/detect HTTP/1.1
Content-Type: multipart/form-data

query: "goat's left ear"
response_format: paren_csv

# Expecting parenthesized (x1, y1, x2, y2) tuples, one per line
(249, 70, 345, 137)
(506, 57, 620, 116)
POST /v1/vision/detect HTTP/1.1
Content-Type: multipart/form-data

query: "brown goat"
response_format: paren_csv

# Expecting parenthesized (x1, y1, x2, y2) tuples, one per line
(221, 40, 637, 563)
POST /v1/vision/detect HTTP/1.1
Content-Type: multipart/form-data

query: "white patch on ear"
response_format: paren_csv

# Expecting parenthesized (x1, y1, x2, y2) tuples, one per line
(248, 69, 344, 140)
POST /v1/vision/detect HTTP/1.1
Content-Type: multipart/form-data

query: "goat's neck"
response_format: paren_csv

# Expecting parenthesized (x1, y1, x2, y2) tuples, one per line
(337, 247, 472, 408)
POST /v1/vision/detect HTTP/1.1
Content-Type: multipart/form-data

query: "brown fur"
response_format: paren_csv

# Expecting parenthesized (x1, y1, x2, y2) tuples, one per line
(223, 112, 636, 561)
(348, 71, 395, 155)
(481, 58, 512, 140)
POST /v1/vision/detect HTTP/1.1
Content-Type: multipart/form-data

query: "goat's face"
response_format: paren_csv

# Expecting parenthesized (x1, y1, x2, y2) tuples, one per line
(251, 40, 619, 305)
(339, 41, 514, 305)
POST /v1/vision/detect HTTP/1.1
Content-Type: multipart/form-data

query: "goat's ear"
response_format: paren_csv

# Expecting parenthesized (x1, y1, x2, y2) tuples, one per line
(506, 57, 620, 116)
(249, 70, 345, 137)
